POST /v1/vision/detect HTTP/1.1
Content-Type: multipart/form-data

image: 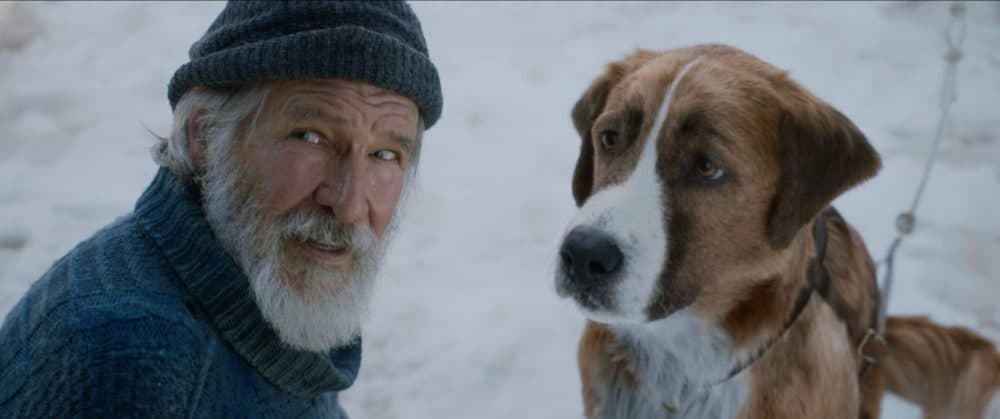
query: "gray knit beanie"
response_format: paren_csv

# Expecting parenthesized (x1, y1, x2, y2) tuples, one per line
(168, 0, 442, 128)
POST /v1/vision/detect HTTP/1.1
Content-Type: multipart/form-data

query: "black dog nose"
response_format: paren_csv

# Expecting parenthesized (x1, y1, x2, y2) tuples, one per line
(560, 226, 624, 287)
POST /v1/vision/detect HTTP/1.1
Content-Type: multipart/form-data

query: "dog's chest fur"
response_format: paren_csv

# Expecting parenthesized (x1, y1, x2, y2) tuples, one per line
(588, 311, 747, 419)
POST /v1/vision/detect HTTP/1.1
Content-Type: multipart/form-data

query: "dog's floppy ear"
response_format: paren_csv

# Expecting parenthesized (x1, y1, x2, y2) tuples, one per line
(768, 89, 881, 248)
(571, 50, 657, 206)
(570, 76, 611, 206)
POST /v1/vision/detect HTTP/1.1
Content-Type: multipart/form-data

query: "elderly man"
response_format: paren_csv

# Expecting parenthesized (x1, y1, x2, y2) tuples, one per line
(0, 1, 441, 417)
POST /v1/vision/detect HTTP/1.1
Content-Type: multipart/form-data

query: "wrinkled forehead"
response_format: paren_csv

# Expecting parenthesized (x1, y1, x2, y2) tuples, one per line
(266, 79, 420, 127)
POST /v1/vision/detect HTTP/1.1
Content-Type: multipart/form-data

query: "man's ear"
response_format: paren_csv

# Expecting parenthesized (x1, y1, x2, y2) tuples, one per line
(767, 92, 882, 248)
(186, 109, 208, 175)
(570, 76, 612, 207)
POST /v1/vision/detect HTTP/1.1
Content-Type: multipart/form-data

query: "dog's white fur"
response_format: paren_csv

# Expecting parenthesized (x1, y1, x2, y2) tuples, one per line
(589, 309, 746, 419)
(562, 57, 703, 324)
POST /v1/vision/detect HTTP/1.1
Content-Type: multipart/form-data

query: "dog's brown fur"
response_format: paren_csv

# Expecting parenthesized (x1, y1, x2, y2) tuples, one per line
(877, 316, 1000, 419)
(568, 45, 1000, 418)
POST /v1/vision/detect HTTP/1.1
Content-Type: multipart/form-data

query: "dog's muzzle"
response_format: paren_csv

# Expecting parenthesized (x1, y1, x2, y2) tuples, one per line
(558, 226, 624, 292)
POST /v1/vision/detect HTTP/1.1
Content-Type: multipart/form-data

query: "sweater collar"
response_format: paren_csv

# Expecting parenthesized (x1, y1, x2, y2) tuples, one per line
(134, 167, 361, 397)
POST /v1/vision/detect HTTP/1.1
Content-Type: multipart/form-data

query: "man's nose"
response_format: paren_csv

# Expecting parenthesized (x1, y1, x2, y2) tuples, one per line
(315, 155, 367, 224)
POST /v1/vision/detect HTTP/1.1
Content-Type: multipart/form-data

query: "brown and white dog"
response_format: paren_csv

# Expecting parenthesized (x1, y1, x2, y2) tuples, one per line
(554, 44, 1000, 419)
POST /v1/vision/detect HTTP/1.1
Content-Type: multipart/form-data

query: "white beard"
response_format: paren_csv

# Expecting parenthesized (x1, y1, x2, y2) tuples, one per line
(198, 136, 408, 353)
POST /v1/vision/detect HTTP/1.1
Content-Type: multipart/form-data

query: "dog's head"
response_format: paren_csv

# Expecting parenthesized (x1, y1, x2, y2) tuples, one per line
(555, 45, 880, 325)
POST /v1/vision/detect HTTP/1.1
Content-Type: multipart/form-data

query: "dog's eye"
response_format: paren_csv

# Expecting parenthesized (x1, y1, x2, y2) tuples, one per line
(694, 155, 724, 181)
(599, 130, 619, 152)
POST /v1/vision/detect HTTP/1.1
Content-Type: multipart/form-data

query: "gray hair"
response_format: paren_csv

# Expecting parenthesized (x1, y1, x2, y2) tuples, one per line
(154, 86, 270, 183)
(153, 84, 424, 184)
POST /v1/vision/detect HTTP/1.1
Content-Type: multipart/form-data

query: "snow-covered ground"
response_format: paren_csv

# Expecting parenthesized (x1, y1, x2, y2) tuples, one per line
(1, 2, 997, 418)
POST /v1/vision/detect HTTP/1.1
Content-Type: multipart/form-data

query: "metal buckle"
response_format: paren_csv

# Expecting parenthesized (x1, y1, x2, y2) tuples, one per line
(857, 328, 886, 364)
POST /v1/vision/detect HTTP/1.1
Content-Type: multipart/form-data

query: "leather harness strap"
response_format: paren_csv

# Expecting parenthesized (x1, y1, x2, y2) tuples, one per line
(722, 208, 885, 383)
(808, 208, 886, 380)
(722, 276, 814, 382)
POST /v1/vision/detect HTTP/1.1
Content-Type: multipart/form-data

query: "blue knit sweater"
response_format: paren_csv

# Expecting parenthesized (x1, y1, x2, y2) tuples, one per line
(0, 168, 361, 418)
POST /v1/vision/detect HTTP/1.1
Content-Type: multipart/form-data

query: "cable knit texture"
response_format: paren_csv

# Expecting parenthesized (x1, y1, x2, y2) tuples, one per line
(167, 0, 443, 128)
(0, 168, 362, 418)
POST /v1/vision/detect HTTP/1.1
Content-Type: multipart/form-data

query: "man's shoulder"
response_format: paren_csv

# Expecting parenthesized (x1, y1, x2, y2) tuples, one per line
(0, 212, 208, 380)
(4, 212, 188, 325)
(0, 298, 212, 417)
(0, 209, 210, 356)
(60, 212, 182, 293)
(0, 211, 216, 415)
(6, 287, 212, 363)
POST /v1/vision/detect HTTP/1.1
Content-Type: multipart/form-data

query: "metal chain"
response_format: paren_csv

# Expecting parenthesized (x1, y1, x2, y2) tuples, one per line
(876, 2, 967, 333)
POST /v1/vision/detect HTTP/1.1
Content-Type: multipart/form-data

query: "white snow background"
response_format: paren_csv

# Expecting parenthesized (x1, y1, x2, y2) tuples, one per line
(1, 1, 998, 418)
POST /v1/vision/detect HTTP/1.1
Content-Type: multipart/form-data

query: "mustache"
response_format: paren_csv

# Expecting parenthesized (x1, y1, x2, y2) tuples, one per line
(275, 205, 377, 257)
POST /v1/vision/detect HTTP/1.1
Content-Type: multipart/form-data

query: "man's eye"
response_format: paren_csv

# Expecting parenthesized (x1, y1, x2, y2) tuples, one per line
(290, 130, 323, 145)
(372, 149, 399, 161)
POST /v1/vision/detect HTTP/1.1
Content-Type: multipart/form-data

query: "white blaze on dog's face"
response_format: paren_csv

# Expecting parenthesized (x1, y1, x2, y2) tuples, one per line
(555, 46, 881, 328)
(556, 57, 701, 323)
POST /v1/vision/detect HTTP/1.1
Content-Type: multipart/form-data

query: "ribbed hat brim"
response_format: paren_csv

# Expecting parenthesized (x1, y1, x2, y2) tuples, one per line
(168, 26, 442, 128)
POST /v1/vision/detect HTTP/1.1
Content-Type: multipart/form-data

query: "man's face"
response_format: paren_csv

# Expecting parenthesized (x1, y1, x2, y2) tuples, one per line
(196, 79, 420, 351)
(243, 79, 419, 283)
